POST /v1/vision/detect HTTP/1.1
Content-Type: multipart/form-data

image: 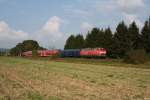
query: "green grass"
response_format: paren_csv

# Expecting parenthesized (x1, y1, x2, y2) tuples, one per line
(0, 57, 150, 100)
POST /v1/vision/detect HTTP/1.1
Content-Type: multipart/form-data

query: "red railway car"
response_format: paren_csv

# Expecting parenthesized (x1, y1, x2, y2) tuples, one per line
(38, 50, 60, 57)
(80, 48, 106, 57)
(22, 50, 60, 57)
(22, 51, 32, 57)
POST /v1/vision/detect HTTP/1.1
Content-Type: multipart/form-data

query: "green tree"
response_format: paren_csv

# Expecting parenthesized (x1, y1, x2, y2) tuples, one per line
(10, 43, 23, 56)
(112, 21, 129, 57)
(64, 35, 76, 49)
(141, 18, 150, 53)
(64, 34, 85, 49)
(10, 40, 44, 56)
(74, 34, 85, 49)
(22, 40, 40, 52)
(97, 29, 105, 47)
(128, 21, 140, 49)
(85, 28, 100, 48)
(103, 27, 113, 56)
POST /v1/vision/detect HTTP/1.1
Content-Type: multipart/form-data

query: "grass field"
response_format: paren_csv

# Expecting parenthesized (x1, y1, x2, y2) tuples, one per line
(0, 57, 150, 100)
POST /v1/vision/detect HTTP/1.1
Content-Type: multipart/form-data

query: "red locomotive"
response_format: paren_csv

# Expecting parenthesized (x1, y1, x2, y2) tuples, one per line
(80, 48, 106, 57)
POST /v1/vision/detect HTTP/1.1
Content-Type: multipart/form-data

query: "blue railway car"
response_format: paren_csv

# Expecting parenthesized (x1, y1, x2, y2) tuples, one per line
(61, 49, 80, 57)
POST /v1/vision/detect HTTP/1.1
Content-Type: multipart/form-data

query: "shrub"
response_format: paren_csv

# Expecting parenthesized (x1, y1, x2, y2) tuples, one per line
(124, 49, 147, 64)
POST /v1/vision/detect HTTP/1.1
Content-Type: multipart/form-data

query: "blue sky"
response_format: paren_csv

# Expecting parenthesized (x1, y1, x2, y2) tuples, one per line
(0, 0, 149, 49)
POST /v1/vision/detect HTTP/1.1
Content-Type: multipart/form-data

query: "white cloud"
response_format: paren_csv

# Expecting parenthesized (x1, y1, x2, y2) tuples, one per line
(80, 22, 93, 36)
(0, 21, 8, 32)
(42, 16, 62, 33)
(81, 22, 93, 32)
(117, 0, 144, 13)
(0, 21, 28, 48)
(123, 13, 143, 28)
(36, 16, 66, 49)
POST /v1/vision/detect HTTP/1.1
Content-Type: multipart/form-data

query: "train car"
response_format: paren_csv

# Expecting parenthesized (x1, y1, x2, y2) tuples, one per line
(22, 51, 32, 57)
(38, 50, 60, 57)
(22, 49, 60, 57)
(80, 48, 107, 57)
(61, 49, 80, 57)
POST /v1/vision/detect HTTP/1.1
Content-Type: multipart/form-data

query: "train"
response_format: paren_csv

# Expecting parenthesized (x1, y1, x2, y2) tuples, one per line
(22, 48, 107, 58)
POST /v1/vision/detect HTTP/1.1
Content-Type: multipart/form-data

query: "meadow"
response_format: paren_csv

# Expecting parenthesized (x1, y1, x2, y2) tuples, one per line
(0, 57, 150, 100)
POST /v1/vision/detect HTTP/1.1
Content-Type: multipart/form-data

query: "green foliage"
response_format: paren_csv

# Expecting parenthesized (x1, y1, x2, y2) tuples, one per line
(10, 40, 45, 56)
(22, 40, 39, 52)
(64, 35, 75, 49)
(112, 21, 129, 58)
(75, 34, 85, 48)
(103, 27, 113, 57)
(85, 28, 102, 48)
(64, 34, 84, 49)
(111, 21, 141, 58)
(10, 43, 22, 56)
(141, 17, 150, 53)
(128, 21, 140, 49)
(124, 49, 147, 64)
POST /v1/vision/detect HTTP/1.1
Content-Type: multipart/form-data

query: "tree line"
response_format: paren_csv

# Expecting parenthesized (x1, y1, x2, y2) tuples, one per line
(64, 17, 150, 58)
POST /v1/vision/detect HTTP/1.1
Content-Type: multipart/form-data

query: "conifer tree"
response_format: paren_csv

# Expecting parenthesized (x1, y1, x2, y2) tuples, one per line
(74, 34, 85, 49)
(103, 27, 113, 56)
(141, 18, 150, 53)
(85, 28, 100, 48)
(64, 35, 76, 49)
(128, 21, 140, 49)
(112, 21, 129, 57)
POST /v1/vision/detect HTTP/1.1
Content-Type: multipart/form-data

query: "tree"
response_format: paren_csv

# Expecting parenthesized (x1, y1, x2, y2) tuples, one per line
(10, 40, 44, 56)
(22, 40, 40, 52)
(10, 43, 23, 56)
(103, 27, 113, 56)
(128, 21, 140, 49)
(141, 18, 150, 53)
(74, 34, 85, 49)
(64, 35, 76, 49)
(97, 29, 105, 48)
(64, 34, 85, 49)
(112, 21, 129, 57)
(85, 28, 100, 48)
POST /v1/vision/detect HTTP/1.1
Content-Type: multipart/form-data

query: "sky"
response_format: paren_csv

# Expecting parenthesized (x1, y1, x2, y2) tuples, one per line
(0, 0, 149, 49)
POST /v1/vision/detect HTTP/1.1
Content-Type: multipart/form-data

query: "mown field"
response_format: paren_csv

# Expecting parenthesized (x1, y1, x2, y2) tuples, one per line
(0, 57, 150, 100)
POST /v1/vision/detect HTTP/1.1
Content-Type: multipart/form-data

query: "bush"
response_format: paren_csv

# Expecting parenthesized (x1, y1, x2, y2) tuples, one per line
(124, 49, 147, 64)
